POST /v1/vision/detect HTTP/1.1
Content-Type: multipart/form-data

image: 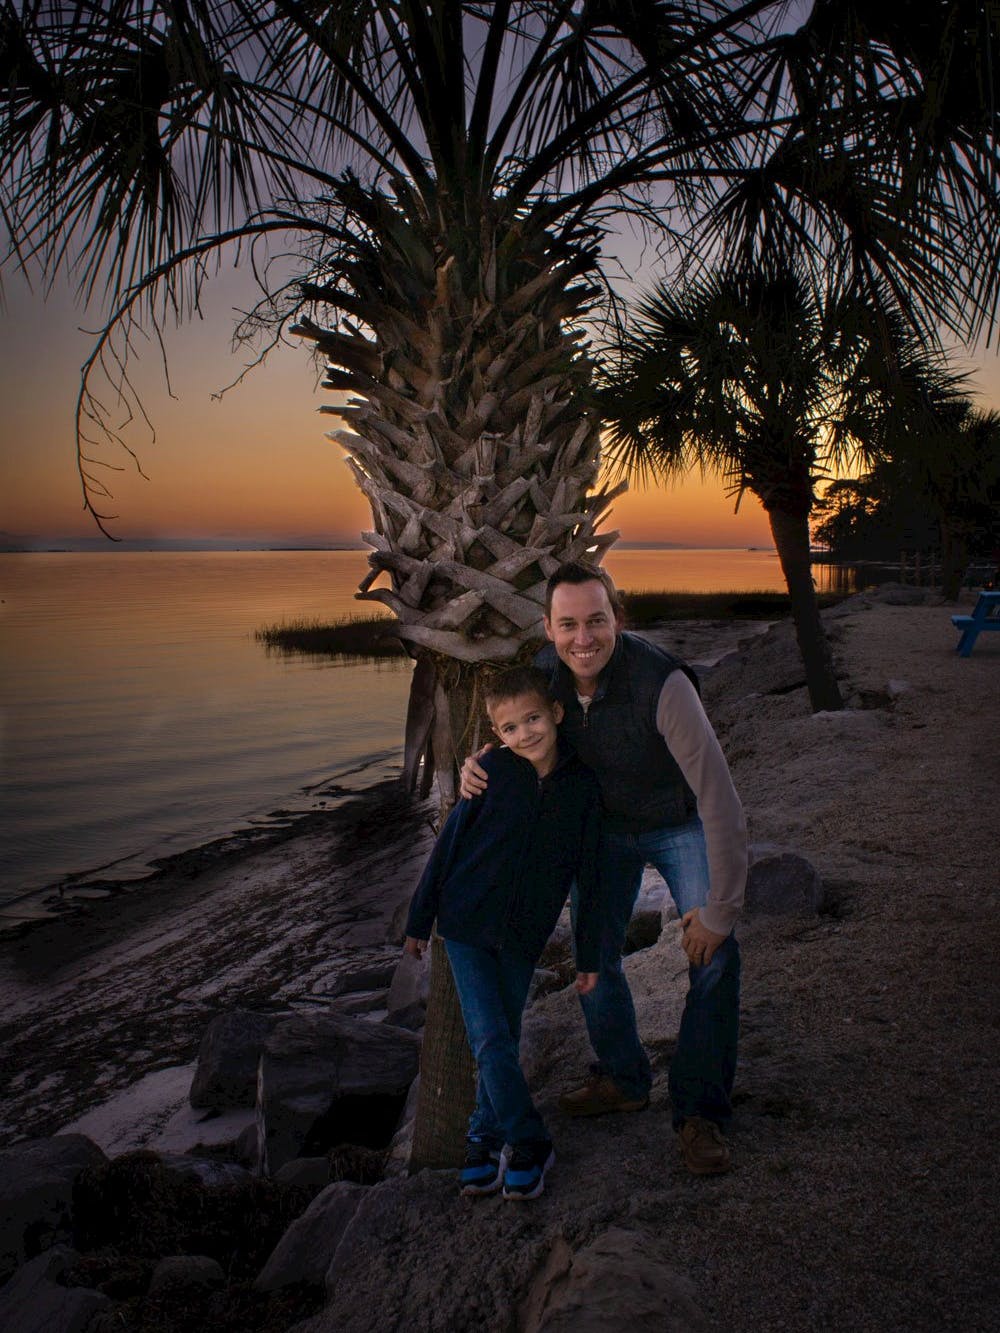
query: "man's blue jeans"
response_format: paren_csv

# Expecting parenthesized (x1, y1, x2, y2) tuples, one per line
(572, 816, 740, 1129)
(445, 939, 548, 1147)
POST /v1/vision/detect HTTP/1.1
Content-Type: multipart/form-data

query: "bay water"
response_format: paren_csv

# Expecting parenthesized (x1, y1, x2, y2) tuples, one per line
(0, 547, 851, 908)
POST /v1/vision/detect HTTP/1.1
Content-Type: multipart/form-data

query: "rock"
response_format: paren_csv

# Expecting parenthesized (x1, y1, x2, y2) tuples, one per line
(520, 1227, 710, 1332)
(384, 951, 430, 1030)
(190, 1008, 286, 1109)
(273, 1157, 332, 1190)
(325, 958, 398, 996)
(624, 908, 662, 955)
(387, 898, 411, 947)
(542, 917, 574, 957)
(150, 1104, 256, 1157)
(0, 1134, 107, 1282)
(527, 968, 562, 1005)
(745, 850, 823, 916)
(148, 1254, 226, 1295)
(634, 866, 669, 913)
(330, 989, 390, 1018)
(381, 1077, 421, 1179)
(887, 678, 910, 699)
(254, 1180, 367, 1291)
(157, 1153, 253, 1188)
(0, 1245, 112, 1333)
(234, 1121, 260, 1169)
(257, 1013, 421, 1175)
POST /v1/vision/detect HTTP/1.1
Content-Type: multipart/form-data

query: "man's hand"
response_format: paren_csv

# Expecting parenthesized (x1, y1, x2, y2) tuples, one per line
(680, 909, 726, 967)
(458, 745, 494, 800)
(404, 936, 427, 960)
(575, 971, 599, 995)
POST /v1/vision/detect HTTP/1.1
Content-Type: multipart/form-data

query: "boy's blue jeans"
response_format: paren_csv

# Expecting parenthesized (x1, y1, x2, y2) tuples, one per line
(572, 816, 740, 1129)
(444, 938, 548, 1147)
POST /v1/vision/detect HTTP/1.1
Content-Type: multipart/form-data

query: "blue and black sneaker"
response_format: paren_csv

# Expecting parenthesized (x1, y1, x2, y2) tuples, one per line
(502, 1139, 555, 1201)
(459, 1137, 508, 1196)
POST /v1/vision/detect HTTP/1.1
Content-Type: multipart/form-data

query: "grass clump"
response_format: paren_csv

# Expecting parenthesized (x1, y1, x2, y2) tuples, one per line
(255, 615, 405, 659)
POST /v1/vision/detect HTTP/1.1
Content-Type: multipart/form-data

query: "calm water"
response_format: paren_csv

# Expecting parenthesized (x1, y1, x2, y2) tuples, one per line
(0, 547, 850, 908)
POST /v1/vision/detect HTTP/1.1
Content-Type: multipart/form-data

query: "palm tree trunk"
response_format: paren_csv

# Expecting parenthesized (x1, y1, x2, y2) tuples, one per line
(767, 505, 844, 712)
(939, 517, 968, 600)
(409, 935, 477, 1171)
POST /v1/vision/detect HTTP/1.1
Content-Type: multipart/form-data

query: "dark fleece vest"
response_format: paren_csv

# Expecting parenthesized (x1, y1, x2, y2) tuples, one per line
(535, 632, 700, 835)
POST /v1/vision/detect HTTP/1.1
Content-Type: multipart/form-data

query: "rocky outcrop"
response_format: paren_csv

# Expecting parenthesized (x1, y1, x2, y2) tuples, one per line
(256, 1013, 420, 1175)
(519, 1227, 710, 1332)
(0, 1134, 107, 1282)
(254, 1180, 367, 1292)
(384, 950, 430, 1030)
(0, 1246, 110, 1333)
(148, 1253, 226, 1295)
(189, 1008, 287, 1109)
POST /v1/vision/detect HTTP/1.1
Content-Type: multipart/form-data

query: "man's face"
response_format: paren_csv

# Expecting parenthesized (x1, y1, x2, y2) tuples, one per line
(543, 579, 621, 694)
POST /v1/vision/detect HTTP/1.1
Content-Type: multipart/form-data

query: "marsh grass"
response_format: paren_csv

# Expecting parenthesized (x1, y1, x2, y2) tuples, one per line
(256, 591, 849, 662)
(255, 615, 405, 659)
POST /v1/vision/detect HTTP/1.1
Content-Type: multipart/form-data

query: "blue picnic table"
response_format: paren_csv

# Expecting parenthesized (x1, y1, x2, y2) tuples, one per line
(952, 590, 1000, 656)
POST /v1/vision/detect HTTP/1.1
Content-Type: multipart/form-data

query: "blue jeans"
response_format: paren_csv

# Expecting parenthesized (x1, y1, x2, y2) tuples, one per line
(445, 939, 548, 1147)
(572, 816, 740, 1129)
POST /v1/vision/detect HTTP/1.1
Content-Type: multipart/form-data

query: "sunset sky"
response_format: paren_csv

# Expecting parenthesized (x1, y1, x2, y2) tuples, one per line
(3, 260, 999, 552)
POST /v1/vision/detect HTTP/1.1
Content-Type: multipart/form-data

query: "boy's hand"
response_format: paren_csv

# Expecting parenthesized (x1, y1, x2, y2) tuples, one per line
(680, 909, 726, 966)
(404, 936, 427, 960)
(459, 745, 494, 800)
(575, 971, 599, 995)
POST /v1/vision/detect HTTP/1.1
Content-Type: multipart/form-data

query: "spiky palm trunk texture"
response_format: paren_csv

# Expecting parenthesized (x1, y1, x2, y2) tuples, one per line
(294, 197, 621, 1167)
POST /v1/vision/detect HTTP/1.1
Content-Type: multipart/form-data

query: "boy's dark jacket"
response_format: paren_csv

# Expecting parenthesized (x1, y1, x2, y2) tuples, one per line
(405, 743, 602, 972)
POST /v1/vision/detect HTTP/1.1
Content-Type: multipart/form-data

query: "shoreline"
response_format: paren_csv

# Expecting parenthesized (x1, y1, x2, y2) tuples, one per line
(2, 614, 777, 935)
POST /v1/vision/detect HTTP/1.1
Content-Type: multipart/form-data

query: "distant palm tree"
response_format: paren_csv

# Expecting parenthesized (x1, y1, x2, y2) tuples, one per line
(3, 1, 998, 1164)
(597, 267, 962, 710)
(891, 403, 1000, 598)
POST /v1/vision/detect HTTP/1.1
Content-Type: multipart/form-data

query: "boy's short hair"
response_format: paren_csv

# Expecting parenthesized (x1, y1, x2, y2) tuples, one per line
(544, 561, 623, 617)
(483, 665, 555, 716)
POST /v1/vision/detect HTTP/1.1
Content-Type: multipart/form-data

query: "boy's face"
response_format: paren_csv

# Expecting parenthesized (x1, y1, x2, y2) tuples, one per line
(488, 690, 564, 773)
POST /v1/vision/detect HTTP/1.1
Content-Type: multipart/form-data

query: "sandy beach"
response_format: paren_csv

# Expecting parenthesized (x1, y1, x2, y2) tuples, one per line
(2, 589, 998, 1330)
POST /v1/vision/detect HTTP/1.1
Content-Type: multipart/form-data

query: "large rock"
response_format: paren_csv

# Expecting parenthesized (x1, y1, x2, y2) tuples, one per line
(745, 847, 823, 916)
(156, 1153, 253, 1188)
(623, 908, 662, 955)
(0, 1134, 107, 1282)
(520, 1227, 710, 1332)
(0, 1245, 111, 1333)
(254, 1180, 367, 1291)
(257, 1013, 420, 1175)
(148, 1254, 226, 1295)
(190, 1008, 287, 1109)
(384, 951, 430, 1030)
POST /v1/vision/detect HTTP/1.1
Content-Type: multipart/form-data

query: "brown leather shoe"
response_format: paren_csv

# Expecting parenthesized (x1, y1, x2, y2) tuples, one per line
(677, 1117, 731, 1175)
(558, 1074, 650, 1118)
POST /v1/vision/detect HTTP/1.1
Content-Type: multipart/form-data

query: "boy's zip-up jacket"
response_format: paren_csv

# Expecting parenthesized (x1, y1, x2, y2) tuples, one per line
(405, 742, 602, 972)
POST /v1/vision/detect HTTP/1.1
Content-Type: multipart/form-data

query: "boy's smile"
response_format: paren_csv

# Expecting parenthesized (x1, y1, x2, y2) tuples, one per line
(489, 691, 564, 777)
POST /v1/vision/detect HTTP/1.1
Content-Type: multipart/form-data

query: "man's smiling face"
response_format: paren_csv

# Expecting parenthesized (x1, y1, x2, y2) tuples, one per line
(543, 578, 622, 695)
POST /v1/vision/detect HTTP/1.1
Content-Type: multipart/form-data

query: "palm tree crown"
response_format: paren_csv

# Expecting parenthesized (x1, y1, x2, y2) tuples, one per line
(597, 266, 964, 709)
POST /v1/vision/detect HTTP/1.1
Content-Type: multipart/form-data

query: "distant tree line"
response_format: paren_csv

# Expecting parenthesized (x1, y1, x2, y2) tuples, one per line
(811, 401, 1000, 596)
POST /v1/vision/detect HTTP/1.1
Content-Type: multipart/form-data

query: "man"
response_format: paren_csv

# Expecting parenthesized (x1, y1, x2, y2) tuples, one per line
(461, 562, 746, 1175)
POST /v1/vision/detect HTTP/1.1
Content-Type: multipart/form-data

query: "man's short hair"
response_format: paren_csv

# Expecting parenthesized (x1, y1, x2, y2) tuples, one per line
(544, 561, 623, 617)
(483, 665, 555, 715)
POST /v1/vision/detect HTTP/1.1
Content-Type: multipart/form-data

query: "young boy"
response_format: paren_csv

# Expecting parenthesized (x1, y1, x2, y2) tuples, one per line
(404, 666, 602, 1201)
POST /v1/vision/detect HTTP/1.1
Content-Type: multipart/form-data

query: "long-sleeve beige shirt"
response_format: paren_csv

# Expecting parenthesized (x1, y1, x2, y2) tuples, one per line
(655, 671, 747, 936)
